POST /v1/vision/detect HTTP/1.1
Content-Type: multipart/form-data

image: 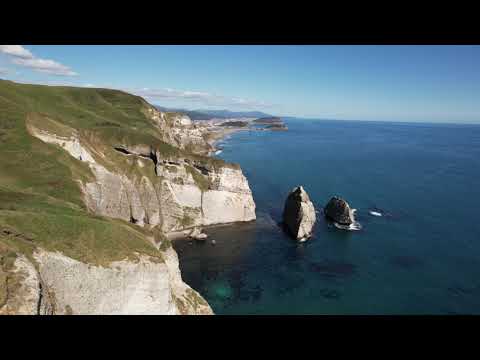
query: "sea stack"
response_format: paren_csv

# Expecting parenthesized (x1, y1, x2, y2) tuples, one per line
(324, 196, 355, 225)
(283, 186, 316, 241)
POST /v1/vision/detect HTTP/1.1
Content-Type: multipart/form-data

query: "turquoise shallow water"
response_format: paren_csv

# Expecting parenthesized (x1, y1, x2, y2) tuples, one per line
(173, 118, 480, 314)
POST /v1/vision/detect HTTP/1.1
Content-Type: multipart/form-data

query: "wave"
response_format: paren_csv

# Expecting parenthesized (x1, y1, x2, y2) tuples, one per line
(369, 211, 382, 217)
(333, 209, 362, 231)
(334, 221, 362, 231)
(215, 150, 223, 155)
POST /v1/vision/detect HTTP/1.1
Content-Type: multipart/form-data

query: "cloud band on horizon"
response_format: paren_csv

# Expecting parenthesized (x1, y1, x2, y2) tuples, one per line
(130, 87, 274, 109)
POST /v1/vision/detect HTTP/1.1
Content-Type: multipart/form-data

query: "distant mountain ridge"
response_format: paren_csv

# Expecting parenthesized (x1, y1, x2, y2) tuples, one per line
(154, 106, 213, 120)
(154, 105, 273, 120)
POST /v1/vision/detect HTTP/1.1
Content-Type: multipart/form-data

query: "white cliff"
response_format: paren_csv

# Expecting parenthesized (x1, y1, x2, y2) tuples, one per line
(17, 103, 257, 315)
(0, 254, 53, 315)
(32, 247, 212, 315)
(146, 107, 213, 154)
(0, 248, 212, 315)
(1, 82, 249, 315)
(28, 122, 256, 233)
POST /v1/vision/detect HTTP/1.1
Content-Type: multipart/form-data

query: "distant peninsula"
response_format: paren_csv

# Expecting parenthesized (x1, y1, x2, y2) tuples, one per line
(212, 116, 288, 132)
(219, 121, 249, 127)
(252, 117, 288, 130)
(252, 117, 284, 125)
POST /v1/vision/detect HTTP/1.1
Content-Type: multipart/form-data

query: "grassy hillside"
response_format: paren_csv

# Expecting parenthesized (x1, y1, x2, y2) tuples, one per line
(0, 79, 212, 265)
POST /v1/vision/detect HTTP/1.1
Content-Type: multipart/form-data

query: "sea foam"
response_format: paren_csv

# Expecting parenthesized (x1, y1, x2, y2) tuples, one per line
(333, 209, 362, 231)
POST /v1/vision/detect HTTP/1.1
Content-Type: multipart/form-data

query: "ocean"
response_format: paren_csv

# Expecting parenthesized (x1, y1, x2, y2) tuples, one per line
(173, 118, 480, 314)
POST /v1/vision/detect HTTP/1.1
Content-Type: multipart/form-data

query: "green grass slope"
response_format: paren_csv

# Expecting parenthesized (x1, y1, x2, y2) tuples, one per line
(0, 79, 215, 265)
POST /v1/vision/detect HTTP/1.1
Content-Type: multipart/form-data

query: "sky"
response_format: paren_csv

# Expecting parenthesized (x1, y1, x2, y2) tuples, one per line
(0, 45, 479, 123)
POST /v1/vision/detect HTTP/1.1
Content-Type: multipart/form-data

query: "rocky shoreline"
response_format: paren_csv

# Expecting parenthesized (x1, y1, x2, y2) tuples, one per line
(0, 80, 266, 315)
(201, 117, 289, 156)
(165, 122, 257, 244)
(0, 79, 290, 315)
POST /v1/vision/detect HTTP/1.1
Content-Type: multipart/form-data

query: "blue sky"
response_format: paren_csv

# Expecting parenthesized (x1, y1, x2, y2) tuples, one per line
(1, 45, 479, 123)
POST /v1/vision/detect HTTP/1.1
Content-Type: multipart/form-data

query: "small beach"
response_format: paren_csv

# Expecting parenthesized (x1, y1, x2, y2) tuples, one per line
(205, 125, 260, 155)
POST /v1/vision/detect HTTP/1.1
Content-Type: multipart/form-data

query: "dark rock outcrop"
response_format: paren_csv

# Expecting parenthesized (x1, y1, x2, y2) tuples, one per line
(324, 197, 354, 225)
(283, 186, 316, 241)
(188, 227, 208, 241)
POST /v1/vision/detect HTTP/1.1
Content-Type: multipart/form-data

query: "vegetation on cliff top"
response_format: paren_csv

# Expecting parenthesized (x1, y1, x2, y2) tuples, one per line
(0, 79, 235, 265)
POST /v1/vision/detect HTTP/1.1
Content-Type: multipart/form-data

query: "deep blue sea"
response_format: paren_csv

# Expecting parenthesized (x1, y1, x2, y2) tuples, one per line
(173, 118, 480, 314)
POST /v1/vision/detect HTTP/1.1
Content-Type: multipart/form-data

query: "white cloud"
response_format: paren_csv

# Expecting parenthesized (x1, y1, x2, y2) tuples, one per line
(11, 57, 77, 76)
(0, 45, 77, 76)
(0, 46, 270, 109)
(0, 45, 33, 59)
(2, 75, 273, 111)
(130, 87, 272, 109)
(0, 67, 9, 75)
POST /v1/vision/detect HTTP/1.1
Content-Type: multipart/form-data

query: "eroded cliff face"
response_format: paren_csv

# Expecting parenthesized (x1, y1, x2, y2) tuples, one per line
(0, 81, 235, 315)
(0, 247, 212, 315)
(155, 157, 256, 232)
(146, 107, 214, 155)
(0, 253, 54, 315)
(28, 106, 256, 234)
(14, 102, 256, 315)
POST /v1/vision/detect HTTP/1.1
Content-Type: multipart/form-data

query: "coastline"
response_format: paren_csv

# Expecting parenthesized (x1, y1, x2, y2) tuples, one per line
(166, 219, 257, 242)
(173, 119, 480, 315)
(166, 124, 254, 242)
(205, 126, 251, 155)
(201, 117, 288, 155)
